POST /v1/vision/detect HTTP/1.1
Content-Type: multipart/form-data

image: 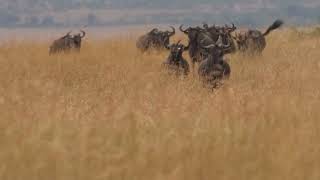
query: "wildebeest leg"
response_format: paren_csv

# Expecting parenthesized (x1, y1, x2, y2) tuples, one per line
(192, 58, 197, 76)
(192, 61, 195, 74)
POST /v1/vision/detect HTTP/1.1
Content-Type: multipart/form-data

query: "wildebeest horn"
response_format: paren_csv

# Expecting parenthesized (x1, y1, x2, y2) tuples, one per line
(168, 26, 175, 36)
(202, 44, 216, 49)
(229, 23, 236, 31)
(219, 43, 231, 49)
(179, 25, 188, 33)
(200, 39, 216, 49)
(225, 23, 236, 32)
(80, 30, 86, 38)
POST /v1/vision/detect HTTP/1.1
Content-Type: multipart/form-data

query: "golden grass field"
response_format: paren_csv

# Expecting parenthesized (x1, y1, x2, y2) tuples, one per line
(1, 29, 320, 180)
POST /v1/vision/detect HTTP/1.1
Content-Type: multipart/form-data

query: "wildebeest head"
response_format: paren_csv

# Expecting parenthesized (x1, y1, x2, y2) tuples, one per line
(203, 23, 219, 34)
(202, 22, 210, 29)
(201, 35, 232, 58)
(202, 23, 236, 38)
(160, 26, 175, 47)
(221, 24, 237, 53)
(165, 40, 189, 61)
(202, 23, 236, 52)
(179, 24, 203, 42)
(200, 23, 236, 54)
(222, 23, 236, 33)
(71, 30, 86, 49)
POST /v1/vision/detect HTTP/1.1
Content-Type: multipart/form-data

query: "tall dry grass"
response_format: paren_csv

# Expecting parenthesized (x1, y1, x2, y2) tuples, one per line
(1, 30, 320, 180)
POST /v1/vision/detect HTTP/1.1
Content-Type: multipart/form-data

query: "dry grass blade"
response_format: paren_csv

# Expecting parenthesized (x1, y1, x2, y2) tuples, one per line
(0, 30, 320, 180)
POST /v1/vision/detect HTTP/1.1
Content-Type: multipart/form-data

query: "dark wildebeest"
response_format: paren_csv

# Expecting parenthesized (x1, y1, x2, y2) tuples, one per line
(203, 23, 237, 54)
(198, 36, 232, 88)
(136, 28, 159, 52)
(233, 19, 284, 55)
(70, 30, 86, 52)
(162, 40, 190, 76)
(179, 25, 216, 72)
(49, 30, 86, 55)
(136, 26, 175, 52)
(160, 26, 176, 49)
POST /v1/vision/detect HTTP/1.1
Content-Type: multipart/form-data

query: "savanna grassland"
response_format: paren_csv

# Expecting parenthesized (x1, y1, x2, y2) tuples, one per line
(1, 29, 320, 180)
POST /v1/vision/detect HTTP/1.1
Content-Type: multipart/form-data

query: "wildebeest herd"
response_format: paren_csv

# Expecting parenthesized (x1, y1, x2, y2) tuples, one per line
(49, 19, 283, 88)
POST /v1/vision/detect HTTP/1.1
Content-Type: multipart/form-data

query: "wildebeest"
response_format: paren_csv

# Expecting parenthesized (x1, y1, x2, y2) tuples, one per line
(179, 25, 216, 72)
(70, 30, 86, 52)
(49, 30, 86, 55)
(162, 40, 190, 76)
(136, 26, 175, 52)
(160, 26, 176, 49)
(203, 23, 237, 54)
(198, 36, 232, 88)
(233, 19, 283, 55)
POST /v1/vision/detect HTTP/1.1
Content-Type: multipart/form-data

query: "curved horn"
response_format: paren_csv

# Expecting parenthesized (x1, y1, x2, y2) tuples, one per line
(219, 43, 231, 49)
(224, 23, 236, 32)
(228, 23, 236, 32)
(202, 44, 216, 49)
(179, 25, 188, 34)
(80, 30, 86, 38)
(168, 26, 175, 36)
(200, 39, 216, 49)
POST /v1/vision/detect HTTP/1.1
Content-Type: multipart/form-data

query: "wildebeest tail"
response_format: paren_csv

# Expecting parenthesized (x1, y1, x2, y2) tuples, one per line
(263, 19, 284, 36)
